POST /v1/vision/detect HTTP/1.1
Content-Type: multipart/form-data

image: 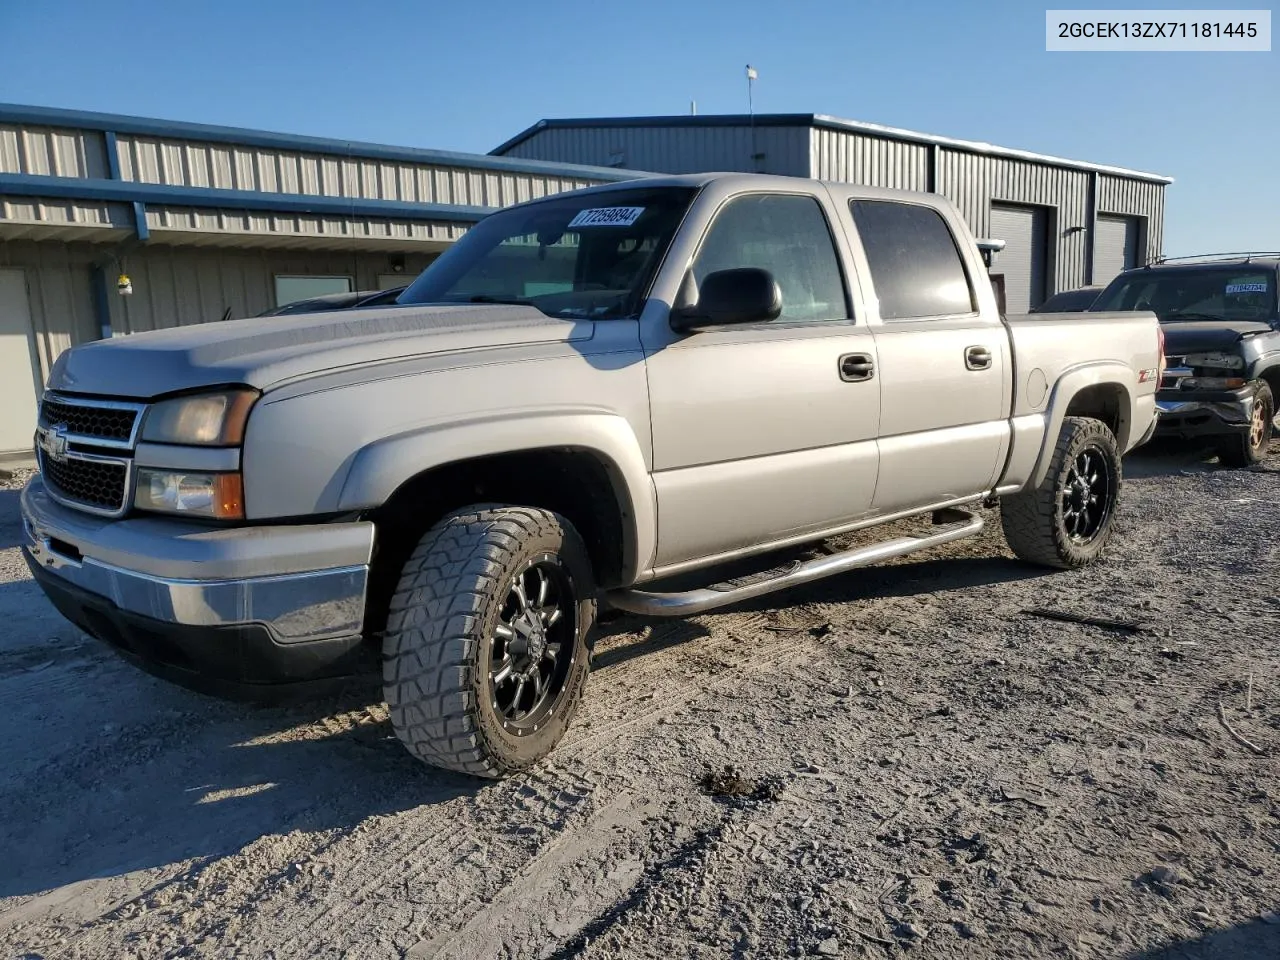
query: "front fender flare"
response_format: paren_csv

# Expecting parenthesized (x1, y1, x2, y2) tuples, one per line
(337, 410, 656, 583)
(1031, 363, 1138, 488)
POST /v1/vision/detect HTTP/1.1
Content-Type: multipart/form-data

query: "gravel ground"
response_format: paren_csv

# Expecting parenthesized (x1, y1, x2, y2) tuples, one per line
(1, 445, 1278, 960)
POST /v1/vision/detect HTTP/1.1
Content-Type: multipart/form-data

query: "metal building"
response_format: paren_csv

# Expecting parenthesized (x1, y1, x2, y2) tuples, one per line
(493, 114, 1172, 314)
(0, 104, 640, 461)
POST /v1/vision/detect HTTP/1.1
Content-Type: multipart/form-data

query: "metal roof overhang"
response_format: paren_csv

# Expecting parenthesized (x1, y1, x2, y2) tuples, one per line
(0, 102, 650, 183)
(0, 174, 493, 251)
(0, 220, 133, 244)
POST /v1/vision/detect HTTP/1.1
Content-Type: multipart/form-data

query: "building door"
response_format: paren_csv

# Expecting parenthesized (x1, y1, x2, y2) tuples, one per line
(990, 204, 1049, 313)
(0, 269, 42, 457)
(1094, 215, 1140, 283)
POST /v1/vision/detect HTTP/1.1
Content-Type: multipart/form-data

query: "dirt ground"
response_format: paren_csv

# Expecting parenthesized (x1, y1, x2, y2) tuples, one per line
(1, 444, 1278, 960)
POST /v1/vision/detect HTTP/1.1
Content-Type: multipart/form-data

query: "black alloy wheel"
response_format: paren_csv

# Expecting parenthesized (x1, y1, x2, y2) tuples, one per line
(489, 555, 577, 733)
(1061, 444, 1116, 544)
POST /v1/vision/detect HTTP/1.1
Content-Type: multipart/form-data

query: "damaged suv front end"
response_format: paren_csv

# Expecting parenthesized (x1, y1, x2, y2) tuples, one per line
(1091, 258, 1280, 466)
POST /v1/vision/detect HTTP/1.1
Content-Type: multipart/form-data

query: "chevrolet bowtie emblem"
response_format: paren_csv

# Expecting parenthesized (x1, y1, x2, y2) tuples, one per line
(37, 423, 69, 462)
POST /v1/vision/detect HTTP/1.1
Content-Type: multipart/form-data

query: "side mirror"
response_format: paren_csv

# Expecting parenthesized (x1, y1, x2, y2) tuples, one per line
(670, 267, 782, 332)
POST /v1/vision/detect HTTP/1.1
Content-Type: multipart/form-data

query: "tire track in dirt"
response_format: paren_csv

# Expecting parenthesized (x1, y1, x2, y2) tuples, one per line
(404, 790, 657, 959)
(268, 766, 603, 959)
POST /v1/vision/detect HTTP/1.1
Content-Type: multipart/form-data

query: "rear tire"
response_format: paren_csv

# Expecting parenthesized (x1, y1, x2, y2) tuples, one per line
(1215, 381, 1273, 468)
(383, 505, 596, 778)
(1001, 416, 1122, 570)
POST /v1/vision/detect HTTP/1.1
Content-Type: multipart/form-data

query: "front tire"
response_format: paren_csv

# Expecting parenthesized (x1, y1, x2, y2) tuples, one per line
(1215, 381, 1274, 468)
(1001, 416, 1122, 570)
(383, 505, 596, 778)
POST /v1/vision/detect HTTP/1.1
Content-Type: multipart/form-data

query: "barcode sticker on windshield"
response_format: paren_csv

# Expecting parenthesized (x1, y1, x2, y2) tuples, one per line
(1226, 282, 1267, 294)
(568, 206, 645, 228)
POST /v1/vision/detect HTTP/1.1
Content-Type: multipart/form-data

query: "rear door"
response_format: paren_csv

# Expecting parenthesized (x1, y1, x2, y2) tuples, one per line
(642, 189, 881, 568)
(846, 198, 1012, 513)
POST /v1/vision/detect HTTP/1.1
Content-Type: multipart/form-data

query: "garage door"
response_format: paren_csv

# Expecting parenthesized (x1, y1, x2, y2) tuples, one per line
(0, 269, 41, 456)
(989, 205, 1049, 314)
(1094, 215, 1140, 284)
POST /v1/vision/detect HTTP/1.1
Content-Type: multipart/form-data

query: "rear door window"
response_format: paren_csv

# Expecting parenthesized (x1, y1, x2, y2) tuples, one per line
(849, 200, 976, 320)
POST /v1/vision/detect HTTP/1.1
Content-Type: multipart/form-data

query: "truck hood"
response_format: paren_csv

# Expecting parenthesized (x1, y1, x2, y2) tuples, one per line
(1161, 319, 1274, 356)
(46, 304, 593, 398)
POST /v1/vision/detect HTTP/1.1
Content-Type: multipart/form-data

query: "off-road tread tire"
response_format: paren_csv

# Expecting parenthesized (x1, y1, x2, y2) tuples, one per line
(383, 505, 596, 778)
(1215, 380, 1274, 468)
(1000, 416, 1121, 570)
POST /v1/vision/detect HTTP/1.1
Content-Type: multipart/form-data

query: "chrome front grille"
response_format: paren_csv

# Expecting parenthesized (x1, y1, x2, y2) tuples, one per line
(36, 393, 147, 517)
(40, 452, 130, 512)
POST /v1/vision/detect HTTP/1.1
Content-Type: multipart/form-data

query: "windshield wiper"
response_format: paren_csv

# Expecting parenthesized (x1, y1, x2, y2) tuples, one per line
(1164, 312, 1229, 322)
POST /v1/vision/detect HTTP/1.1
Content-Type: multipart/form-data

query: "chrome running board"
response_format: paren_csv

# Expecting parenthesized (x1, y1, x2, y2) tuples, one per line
(606, 510, 984, 617)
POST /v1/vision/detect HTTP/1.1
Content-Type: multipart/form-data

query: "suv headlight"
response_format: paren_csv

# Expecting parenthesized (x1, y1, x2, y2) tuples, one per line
(140, 388, 258, 446)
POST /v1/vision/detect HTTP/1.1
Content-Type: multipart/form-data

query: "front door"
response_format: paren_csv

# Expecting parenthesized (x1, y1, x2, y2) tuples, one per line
(0, 269, 41, 457)
(643, 191, 881, 569)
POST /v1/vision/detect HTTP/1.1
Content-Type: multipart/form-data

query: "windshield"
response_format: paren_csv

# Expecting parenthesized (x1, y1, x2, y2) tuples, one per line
(398, 186, 698, 320)
(1093, 267, 1277, 322)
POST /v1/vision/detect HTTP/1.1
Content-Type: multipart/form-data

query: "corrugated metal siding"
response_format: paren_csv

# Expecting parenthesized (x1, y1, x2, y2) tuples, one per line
(107, 247, 441, 334)
(809, 128, 929, 191)
(145, 205, 470, 246)
(0, 124, 111, 178)
(114, 135, 607, 206)
(1098, 175, 1164, 263)
(502, 125, 811, 176)
(937, 151, 1092, 293)
(0, 196, 132, 229)
(0, 241, 101, 382)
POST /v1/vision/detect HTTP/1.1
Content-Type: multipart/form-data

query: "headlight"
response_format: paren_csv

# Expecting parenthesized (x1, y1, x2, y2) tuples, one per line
(135, 469, 244, 519)
(1184, 352, 1244, 371)
(141, 389, 258, 446)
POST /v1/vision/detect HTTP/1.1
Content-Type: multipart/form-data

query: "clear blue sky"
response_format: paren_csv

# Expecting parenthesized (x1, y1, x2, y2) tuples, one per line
(1, 0, 1275, 256)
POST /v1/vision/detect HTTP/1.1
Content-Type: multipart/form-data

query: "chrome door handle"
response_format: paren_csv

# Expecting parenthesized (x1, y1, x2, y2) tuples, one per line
(839, 352, 875, 382)
(965, 346, 992, 371)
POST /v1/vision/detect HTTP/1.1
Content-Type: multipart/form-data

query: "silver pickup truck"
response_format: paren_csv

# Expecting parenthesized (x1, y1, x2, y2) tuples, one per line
(20, 173, 1161, 777)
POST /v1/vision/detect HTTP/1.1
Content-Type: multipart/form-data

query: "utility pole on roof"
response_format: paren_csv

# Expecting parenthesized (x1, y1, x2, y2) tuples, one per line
(746, 64, 758, 172)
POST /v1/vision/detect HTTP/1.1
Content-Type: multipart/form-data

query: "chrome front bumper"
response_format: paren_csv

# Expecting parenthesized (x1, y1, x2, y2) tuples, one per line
(20, 477, 374, 644)
(1154, 390, 1255, 439)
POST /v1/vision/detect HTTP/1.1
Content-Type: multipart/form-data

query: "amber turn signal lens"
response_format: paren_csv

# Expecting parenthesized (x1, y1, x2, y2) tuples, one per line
(214, 473, 245, 520)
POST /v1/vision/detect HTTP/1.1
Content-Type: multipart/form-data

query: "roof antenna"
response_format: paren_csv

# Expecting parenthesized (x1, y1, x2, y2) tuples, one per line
(745, 64, 758, 171)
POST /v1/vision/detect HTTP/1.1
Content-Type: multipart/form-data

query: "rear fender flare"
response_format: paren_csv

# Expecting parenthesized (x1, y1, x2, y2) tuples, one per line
(1032, 363, 1137, 488)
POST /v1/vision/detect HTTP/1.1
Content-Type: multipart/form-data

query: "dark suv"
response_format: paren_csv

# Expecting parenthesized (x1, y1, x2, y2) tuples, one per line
(1090, 254, 1280, 466)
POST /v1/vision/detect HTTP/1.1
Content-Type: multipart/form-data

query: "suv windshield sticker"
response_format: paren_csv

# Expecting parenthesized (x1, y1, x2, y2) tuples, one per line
(567, 206, 645, 228)
(1226, 282, 1268, 294)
